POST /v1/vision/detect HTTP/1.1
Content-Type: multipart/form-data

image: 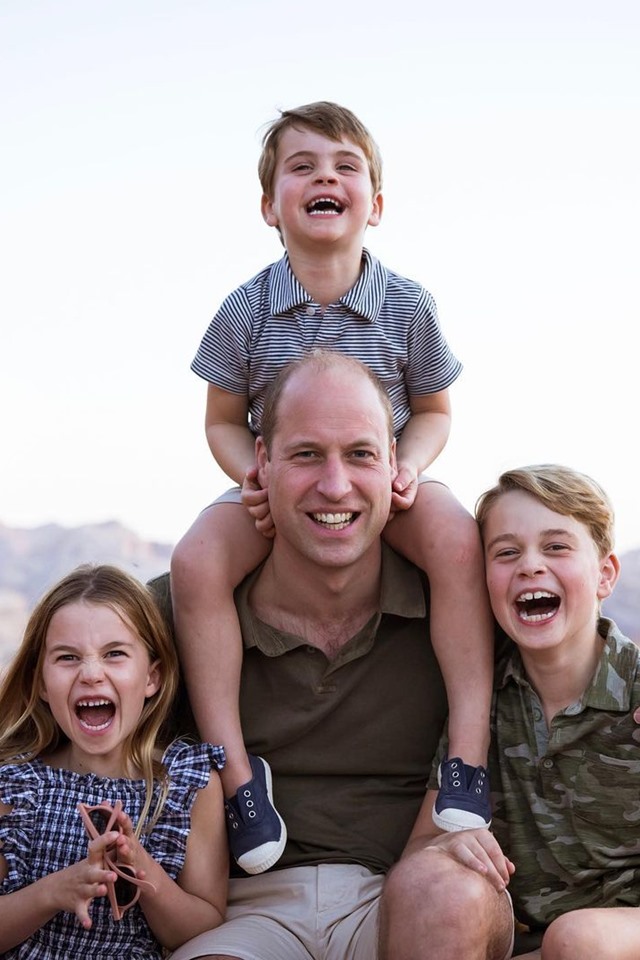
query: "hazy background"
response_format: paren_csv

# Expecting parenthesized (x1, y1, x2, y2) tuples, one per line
(2, 1, 639, 551)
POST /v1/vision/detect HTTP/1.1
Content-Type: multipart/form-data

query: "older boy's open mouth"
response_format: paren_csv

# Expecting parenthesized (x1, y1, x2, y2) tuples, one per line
(311, 512, 357, 531)
(76, 698, 116, 730)
(306, 198, 344, 215)
(515, 591, 560, 623)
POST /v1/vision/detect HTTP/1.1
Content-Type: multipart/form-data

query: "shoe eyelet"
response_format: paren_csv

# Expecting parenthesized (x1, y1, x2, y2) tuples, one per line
(248, 810, 256, 818)
(245, 800, 254, 808)
(243, 789, 252, 798)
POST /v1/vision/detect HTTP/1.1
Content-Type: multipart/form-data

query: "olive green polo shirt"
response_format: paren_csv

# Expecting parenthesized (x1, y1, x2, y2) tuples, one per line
(490, 618, 640, 928)
(151, 545, 447, 876)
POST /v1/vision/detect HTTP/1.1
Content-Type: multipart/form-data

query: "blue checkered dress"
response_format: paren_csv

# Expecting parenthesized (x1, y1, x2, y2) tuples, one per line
(0, 740, 225, 959)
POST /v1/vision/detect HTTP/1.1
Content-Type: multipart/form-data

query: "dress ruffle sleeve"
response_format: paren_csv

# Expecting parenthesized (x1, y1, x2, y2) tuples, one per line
(144, 740, 225, 879)
(0, 762, 39, 894)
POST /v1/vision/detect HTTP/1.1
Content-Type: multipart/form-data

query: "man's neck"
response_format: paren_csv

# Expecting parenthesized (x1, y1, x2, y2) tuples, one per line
(287, 242, 365, 309)
(249, 543, 382, 656)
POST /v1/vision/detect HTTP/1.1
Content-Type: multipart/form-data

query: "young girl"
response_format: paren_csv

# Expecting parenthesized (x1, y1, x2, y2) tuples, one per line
(0, 564, 228, 959)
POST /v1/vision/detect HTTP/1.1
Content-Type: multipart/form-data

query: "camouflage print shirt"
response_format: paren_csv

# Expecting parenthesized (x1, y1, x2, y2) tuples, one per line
(490, 618, 640, 929)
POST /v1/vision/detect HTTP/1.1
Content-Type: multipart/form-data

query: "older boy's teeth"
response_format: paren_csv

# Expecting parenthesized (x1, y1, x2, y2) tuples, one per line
(517, 591, 555, 602)
(519, 609, 556, 622)
(313, 512, 353, 530)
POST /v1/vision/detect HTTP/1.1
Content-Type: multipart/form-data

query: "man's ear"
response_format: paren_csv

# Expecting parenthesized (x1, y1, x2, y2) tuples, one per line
(256, 436, 270, 488)
(389, 436, 397, 480)
(261, 194, 278, 228)
(597, 552, 620, 601)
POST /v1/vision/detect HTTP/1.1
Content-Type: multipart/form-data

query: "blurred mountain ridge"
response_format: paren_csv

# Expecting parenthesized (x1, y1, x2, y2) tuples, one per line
(0, 520, 173, 665)
(0, 520, 638, 668)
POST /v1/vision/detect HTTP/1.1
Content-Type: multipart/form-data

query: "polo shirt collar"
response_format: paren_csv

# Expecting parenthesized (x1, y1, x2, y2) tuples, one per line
(497, 617, 637, 713)
(269, 249, 386, 323)
(237, 543, 426, 657)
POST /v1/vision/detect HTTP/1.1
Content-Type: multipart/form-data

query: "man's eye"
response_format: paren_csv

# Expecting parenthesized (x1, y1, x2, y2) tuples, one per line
(351, 450, 374, 460)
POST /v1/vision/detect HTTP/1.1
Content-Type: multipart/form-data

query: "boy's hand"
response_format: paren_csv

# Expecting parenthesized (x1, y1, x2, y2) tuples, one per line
(242, 467, 275, 539)
(418, 830, 515, 893)
(391, 464, 419, 512)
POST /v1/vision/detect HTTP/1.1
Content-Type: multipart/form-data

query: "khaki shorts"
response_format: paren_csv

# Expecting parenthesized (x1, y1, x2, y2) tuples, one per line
(168, 864, 382, 960)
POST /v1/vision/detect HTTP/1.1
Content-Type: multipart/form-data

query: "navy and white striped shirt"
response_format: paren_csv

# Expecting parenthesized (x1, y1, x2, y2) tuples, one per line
(192, 249, 462, 438)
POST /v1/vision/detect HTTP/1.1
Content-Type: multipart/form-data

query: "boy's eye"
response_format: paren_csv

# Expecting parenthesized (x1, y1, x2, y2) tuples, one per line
(292, 162, 313, 172)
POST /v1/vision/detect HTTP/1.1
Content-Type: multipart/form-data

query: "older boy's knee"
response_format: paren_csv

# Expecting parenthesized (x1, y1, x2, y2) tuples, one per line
(542, 911, 607, 960)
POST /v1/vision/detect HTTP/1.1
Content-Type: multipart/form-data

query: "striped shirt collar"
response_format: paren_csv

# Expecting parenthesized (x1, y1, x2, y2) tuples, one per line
(269, 248, 387, 323)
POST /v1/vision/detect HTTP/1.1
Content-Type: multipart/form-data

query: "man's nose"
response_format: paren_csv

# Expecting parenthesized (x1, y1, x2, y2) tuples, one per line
(316, 456, 352, 500)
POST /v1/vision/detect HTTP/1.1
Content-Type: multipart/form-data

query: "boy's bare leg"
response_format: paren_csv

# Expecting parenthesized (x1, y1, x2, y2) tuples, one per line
(171, 502, 270, 794)
(384, 481, 494, 767)
(379, 844, 514, 960)
(537, 907, 640, 960)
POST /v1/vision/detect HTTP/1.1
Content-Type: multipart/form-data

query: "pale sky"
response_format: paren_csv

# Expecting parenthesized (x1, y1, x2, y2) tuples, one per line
(2, 0, 639, 552)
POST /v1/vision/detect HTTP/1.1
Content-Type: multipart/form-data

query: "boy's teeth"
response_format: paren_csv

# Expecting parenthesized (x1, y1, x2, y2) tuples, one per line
(517, 591, 554, 601)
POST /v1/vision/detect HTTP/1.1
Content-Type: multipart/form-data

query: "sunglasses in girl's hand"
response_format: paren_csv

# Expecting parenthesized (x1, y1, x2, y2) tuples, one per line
(78, 799, 156, 921)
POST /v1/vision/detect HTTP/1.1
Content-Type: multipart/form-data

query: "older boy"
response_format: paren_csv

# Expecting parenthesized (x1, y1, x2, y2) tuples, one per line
(171, 102, 494, 874)
(381, 465, 640, 960)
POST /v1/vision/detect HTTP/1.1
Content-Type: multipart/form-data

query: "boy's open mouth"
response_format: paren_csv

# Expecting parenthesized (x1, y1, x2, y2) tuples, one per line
(306, 197, 344, 215)
(515, 591, 560, 623)
(75, 698, 116, 730)
(310, 511, 357, 531)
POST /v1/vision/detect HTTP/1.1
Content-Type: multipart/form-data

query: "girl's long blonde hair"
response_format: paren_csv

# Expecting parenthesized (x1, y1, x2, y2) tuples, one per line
(0, 564, 179, 833)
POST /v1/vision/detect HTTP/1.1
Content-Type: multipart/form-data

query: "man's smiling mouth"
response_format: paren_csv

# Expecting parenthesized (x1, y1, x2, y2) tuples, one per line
(311, 512, 356, 530)
(515, 591, 560, 623)
(306, 197, 344, 215)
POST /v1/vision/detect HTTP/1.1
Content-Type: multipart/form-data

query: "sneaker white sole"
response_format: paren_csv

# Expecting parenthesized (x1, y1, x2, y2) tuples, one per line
(236, 759, 288, 874)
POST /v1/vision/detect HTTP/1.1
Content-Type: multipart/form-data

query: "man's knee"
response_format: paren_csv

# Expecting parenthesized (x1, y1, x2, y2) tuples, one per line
(542, 910, 607, 960)
(383, 849, 492, 923)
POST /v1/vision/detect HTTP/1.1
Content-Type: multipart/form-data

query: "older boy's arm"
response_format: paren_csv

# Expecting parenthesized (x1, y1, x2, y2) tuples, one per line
(393, 390, 451, 509)
(403, 789, 514, 892)
(205, 384, 256, 485)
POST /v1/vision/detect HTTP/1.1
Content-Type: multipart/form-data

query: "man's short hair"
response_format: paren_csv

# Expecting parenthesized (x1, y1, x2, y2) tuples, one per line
(258, 101, 383, 199)
(260, 349, 394, 455)
(475, 464, 616, 558)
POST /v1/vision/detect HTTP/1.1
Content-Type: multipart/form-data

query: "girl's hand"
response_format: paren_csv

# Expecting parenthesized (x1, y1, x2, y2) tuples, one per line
(391, 464, 418, 512)
(241, 467, 275, 539)
(59, 832, 119, 928)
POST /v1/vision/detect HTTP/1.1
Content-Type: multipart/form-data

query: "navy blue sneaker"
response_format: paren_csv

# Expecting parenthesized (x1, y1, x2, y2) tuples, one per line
(432, 756, 492, 832)
(224, 755, 287, 874)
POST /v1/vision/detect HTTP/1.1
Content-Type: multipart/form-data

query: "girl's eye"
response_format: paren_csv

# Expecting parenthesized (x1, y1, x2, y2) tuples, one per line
(105, 649, 127, 659)
(57, 653, 78, 662)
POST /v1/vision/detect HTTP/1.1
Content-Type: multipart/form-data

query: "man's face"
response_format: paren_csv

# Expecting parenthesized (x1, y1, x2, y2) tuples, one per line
(257, 365, 396, 571)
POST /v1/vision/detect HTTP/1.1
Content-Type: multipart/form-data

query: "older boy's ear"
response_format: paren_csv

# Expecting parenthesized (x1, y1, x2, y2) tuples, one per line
(368, 192, 383, 228)
(597, 553, 620, 601)
(261, 194, 279, 228)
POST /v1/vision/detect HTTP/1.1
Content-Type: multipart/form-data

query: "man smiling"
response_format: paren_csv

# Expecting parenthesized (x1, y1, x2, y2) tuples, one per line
(163, 350, 448, 960)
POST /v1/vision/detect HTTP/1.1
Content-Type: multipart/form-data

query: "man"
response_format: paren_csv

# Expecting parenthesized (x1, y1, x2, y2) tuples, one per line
(154, 350, 448, 960)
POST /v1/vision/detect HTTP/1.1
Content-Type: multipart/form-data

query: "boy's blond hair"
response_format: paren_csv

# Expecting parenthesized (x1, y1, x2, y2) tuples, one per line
(475, 464, 615, 558)
(258, 101, 383, 199)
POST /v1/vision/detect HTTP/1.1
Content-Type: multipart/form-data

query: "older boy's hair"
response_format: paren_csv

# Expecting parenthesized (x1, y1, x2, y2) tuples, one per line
(260, 349, 394, 455)
(258, 101, 383, 198)
(475, 464, 615, 558)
